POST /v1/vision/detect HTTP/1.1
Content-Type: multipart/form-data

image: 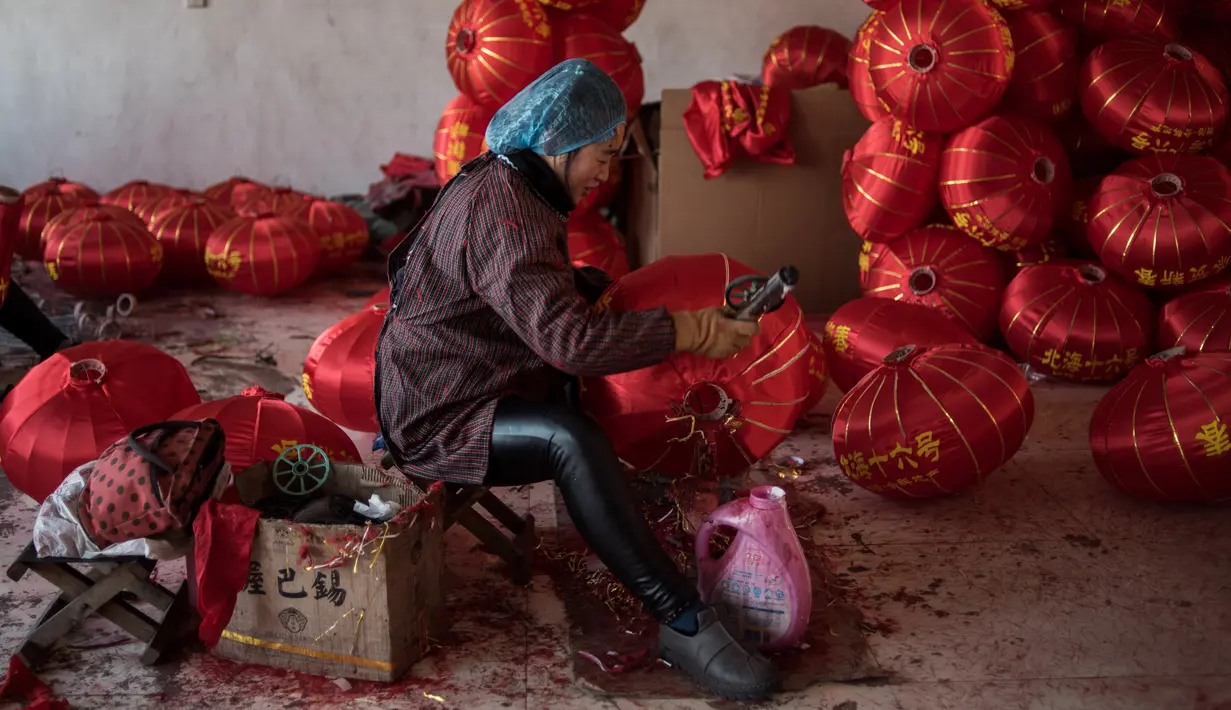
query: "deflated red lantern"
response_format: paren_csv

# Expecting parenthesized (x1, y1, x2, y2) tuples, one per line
(172, 386, 360, 473)
(42, 214, 164, 298)
(24, 178, 98, 201)
(940, 115, 1073, 251)
(862, 225, 1008, 341)
(823, 298, 978, 392)
(1000, 261, 1157, 381)
(302, 305, 386, 433)
(557, 13, 645, 119)
(842, 117, 941, 243)
(580, 254, 813, 478)
(16, 185, 82, 260)
(239, 187, 313, 217)
(1158, 280, 1231, 353)
(867, 0, 1013, 132)
(1090, 348, 1231, 502)
(101, 180, 176, 211)
(1087, 155, 1231, 289)
(1003, 10, 1079, 122)
(447, 0, 555, 111)
(204, 213, 322, 297)
(203, 176, 266, 208)
(832, 342, 1034, 499)
(0, 341, 201, 502)
(575, 152, 622, 215)
(1056, 174, 1102, 259)
(567, 212, 629, 279)
(1080, 38, 1228, 156)
(148, 198, 236, 285)
(761, 25, 850, 91)
(433, 94, 493, 184)
(285, 198, 369, 275)
(682, 81, 795, 180)
(848, 12, 890, 122)
(1057, 0, 1181, 43)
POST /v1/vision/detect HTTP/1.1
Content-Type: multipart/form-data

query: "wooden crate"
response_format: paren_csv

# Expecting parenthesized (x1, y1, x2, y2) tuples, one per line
(214, 463, 445, 682)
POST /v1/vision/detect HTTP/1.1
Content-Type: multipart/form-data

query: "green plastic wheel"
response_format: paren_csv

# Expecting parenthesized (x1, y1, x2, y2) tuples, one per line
(272, 444, 331, 497)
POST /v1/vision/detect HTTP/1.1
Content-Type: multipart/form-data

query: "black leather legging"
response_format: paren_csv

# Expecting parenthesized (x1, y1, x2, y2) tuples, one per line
(485, 396, 700, 623)
(0, 283, 69, 360)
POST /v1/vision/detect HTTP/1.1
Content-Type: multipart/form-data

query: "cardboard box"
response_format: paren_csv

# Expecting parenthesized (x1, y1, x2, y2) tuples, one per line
(214, 463, 445, 682)
(637, 85, 870, 315)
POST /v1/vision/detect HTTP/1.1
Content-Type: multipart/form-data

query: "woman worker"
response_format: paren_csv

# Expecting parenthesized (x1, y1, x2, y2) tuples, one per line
(375, 60, 779, 701)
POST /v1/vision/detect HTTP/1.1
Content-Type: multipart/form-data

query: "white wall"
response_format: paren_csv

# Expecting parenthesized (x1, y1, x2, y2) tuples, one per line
(0, 0, 874, 195)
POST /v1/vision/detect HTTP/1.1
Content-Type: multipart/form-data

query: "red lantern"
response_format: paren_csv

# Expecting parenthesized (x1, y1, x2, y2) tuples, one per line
(867, 0, 1013, 132)
(862, 225, 1009, 341)
(832, 343, 1034, 499)
(848, 12, 890, 122)
(984, 0, 1054, 9)
(285, 198, 369, 275)
(1056, 174, 1102, 258)
(203, 176, 265, 207)
(447, 0, 555, 111)
(1090, 349, 1231, 502)
(24, 178, 98, 202)
(940, 115, 1073, 252)
(172, 386, 360, 472)
(1057, 0, 1181, 43)
(842, 116, 942, 243)
(365, 287, 391, 309)
(575, 152, 623, 216)
(16, 186, 82, 261)
(302, 305, 386, 433)
(800, 329, 829, 415)
(1000, 261, 1157, 381)
(580, 254, 813, 478)
(131, 189, 208, 227)
(1003, 10, 1079, 122)
(229, 181, 273, 211)
(761, 26, 850, 91)
(43, 214, 163, 298)
(1158, 280, 1231, 353)
(567, 211, 629, 279)
(590, 0, 644, 31)
(556, 13, 645, 119)
(1080, 38, 1228, 155)
(0, 341, 201, 502)
(100, 180, 176, 210)
(239, 187, 312, 217)
(148, 198, 236, 284)
(0, 190, 23, 309)
(40, 202, 148, 254)
(204, 214, 322, 297)
(1087, 155, 1231, 289)
(433, 94, 493, 184)
(823, 298, 979, 392)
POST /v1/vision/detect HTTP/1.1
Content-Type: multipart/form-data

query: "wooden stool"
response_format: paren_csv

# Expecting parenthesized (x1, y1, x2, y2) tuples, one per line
(380, 453, 536, 585)
(6, 541, 194, 668)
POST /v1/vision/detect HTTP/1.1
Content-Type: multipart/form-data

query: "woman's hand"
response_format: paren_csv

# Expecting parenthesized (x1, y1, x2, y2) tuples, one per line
(671, 308, 760, 359)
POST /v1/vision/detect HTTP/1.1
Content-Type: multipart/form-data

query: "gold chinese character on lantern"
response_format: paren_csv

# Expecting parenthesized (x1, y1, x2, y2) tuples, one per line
(1071, 200, 1087, 222)
(915, 431, 939, 462)
(890, 120, 927, 156)
(205, 248, 243, 280)
(1215, 256, 1231, 272)
(1131, 133, 1153, 152)
(45, 262, 59, 281)
(1041, 348, 1061, 369)
(829, 324, 852, 353)
(1124, 348, 1140, 368)
(839, 452, 871, 479)
(1134, 268, 1157, 287)
(1196, 418, 1231, 457)
(1062, 351, 1084, 374)
(888, 442, 918, 469)
(1189, 264, 1210, 282)
(1160, 270, 1185, 287)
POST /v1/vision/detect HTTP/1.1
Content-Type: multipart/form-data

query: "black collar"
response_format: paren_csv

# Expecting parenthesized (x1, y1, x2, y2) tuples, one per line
(503, 150, 575, 217)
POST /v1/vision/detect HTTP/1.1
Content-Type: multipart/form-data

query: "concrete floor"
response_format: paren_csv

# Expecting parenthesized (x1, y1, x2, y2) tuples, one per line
(1, 267, 1230, 710)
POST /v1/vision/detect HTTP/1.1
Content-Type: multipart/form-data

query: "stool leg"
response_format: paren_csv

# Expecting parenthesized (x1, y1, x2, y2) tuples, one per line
(140, 581, 192, 666)
(512, 513, 536, 586)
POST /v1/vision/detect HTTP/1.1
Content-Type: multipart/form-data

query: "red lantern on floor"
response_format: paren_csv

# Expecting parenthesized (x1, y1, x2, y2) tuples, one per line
(567, 212, 629, 279)
(285, 198, 369, 275)
(848, 12, 890, 122)
(800, 329, 828, 414)
(24, 178, 98, 201)
(1056, 174, 1102, 259)
(16, 185, 82, 261)
(40, 201, 148, 253)
(833, 343, 1034, 499)
(1158, 281, 1231, 353)
(1087, 155, 1231, 289)
(843, 116, 942, 243)
(1080, 38, 1228, 155)
(575, 152, 623, 216)
(867, 0, 1013, 132)
(761, 25, 850, 91)
(447, 0, 555, 111)
(0, 341, 201, 502)
(1090, 349, 1231, 502)
(148, 198, 236, 284)
(203, 177, 266, 208)
(172, 386, 360, 472)
(1000, 262, 1157, 381)
(557, 13, 645, 119)
(1057, 0, 1181, 43)
(204, 214, 322, 297)
(861, 225, 1008, 341)
(239, 187, 312, 217)
(101, 180, 176, 211)
(1003, 10, 1079, 122)
(433, 94, 493, 184)
(302, 306, 386, 433)
(42, 214, 163, 298)
(131, 189, 208, 227)
(824, 298, 978, 392)
(580, 254, 813, 478)
(940, 115, 1073, 252)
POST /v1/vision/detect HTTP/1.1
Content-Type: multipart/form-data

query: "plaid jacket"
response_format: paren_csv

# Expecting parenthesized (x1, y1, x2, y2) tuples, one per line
(374, 153, 676, 485)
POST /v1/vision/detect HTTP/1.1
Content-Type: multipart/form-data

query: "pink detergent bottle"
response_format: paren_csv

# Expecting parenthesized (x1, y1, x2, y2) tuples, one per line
(695, 485, 811, 651)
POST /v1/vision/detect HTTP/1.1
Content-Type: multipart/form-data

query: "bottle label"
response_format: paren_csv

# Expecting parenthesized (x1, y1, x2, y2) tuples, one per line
(711, 544, 792, 646)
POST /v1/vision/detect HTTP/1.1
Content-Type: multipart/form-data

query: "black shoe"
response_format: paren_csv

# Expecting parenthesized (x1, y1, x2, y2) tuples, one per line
(658, 607, 781, 701)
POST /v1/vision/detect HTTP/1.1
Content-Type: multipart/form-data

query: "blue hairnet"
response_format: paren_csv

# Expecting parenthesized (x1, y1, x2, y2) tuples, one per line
(485, 59, 627, 156)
